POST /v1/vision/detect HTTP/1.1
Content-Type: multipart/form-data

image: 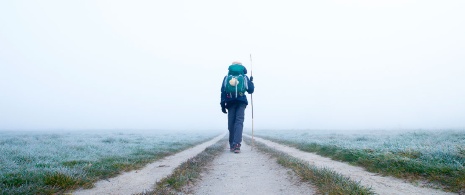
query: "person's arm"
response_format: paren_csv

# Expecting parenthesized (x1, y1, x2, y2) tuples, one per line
(220, 76, 227, 113)
(246, 76, 254, 94)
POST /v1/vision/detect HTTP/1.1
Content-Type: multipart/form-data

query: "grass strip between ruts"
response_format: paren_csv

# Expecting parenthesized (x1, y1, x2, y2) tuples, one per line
(244, 137, 374, 195)
(255, 135, 465, 193)
(139, 137, 227, 195)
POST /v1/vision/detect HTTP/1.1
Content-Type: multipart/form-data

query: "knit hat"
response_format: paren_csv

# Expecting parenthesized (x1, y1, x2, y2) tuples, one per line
(231, 61, 242, 65)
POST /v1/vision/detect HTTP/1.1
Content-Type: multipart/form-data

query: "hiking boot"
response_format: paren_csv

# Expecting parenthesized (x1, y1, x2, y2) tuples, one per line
(234, 144, 241, 153)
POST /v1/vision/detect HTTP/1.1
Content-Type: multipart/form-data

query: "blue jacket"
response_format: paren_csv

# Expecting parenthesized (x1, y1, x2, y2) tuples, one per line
(220, 66, 255, 107)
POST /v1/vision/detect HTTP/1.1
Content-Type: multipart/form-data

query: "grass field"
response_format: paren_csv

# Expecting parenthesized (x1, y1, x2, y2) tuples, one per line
(254, 129, 465, 192)
(0, 130, 219, 195)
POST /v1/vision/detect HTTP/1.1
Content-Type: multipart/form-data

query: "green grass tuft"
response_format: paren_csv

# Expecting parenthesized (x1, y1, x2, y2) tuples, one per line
(62, 160, 91, 167)
(1, 173, 29, 187)
(43, 172, 84, 188)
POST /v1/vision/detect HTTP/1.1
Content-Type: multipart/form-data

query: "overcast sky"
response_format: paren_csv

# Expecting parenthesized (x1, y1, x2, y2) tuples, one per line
(1, 0, 464, 131)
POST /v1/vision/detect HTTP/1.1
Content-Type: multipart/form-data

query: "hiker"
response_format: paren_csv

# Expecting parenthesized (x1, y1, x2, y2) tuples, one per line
(220, 61, 255, 153)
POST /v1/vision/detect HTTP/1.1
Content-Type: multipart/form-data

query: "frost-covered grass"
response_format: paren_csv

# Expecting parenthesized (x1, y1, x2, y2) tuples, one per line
(0, 130, 219, 195)
(254, 129, 465, 192)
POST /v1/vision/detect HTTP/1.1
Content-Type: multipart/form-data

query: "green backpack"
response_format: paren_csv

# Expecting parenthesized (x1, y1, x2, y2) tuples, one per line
(224, 64, 248, 98)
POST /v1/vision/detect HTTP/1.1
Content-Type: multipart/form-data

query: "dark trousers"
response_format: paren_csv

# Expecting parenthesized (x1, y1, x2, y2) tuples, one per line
(227, 103, 246, 148)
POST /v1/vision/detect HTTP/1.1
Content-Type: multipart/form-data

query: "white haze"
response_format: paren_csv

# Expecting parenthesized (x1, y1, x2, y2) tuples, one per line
(1, 0, 464, 130)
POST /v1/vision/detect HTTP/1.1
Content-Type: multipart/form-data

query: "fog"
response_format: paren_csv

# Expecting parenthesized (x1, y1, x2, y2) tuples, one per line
(1, 0, 464, 131)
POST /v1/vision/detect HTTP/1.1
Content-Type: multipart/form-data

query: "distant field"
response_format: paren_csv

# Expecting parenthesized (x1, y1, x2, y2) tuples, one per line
(254, 129, 465, 192)
(0, 130, 219, 195)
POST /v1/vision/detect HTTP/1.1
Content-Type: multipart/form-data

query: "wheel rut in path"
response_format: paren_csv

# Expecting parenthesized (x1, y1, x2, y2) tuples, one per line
(72, 133, 226, 195)
(190, 141, 316, 195)
(247, 135, 455, 195)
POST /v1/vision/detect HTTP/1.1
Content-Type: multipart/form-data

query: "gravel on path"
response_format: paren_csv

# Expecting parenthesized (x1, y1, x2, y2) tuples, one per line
(190, 141, 316, 195)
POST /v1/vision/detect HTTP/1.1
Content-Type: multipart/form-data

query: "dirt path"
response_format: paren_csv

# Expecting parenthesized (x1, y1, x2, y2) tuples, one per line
(72, 133, 226, 195)
(246, 135, 456, 195)
(71, 133, 455, 195)
(190, 141, 316, 195)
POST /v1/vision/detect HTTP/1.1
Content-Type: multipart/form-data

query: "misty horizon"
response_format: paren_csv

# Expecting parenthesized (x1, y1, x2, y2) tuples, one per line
(1, 1, 464, 130)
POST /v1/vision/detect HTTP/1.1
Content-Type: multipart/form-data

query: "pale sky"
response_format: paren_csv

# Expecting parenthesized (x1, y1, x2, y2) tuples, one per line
(1, 0, 464, 130)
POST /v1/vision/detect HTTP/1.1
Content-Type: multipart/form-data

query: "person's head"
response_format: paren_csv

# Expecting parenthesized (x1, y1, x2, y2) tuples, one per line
(231, 61, 242, 65)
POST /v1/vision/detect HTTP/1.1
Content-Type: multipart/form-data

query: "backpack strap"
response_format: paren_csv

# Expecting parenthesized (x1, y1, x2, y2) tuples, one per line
(223, 75, 228, 89)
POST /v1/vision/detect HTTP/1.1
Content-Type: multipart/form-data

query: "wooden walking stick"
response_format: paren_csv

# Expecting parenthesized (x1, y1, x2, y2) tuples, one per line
(250, 54, 255, 150)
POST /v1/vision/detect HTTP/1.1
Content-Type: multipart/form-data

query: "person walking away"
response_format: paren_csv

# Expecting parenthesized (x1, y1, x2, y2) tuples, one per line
(220, 61, 255, 153)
